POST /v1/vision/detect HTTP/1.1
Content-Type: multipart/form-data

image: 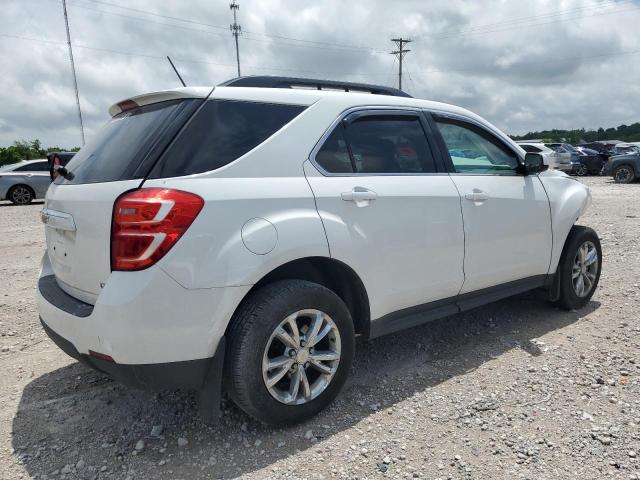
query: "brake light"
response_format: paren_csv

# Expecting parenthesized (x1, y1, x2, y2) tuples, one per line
(117, 99, 139, 113)
(111, 188, 204, 271)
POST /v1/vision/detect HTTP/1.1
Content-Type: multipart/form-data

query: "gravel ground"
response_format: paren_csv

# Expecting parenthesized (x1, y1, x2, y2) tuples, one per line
(0, 176, 638, 480)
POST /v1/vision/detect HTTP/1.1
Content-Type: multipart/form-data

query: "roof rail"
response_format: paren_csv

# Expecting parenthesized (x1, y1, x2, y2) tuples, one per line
(219, 76, 412, 98)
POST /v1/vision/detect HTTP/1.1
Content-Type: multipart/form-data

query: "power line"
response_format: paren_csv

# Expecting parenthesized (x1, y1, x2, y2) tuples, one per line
(61, 0, 85, 146)
(417, 1, 640, 40)
(229, 0, 241, 77)
(390, 38, 411, 91)
(0, 33, 393, 78)
(71, 0, 388, 53)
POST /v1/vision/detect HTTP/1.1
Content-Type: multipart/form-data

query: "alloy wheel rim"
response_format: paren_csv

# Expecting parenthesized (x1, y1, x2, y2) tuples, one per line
(12, 187, 31, 204)
(615, 167, 631, 182)
(262, 309, 341, 405)
(572, 241, 598, 298)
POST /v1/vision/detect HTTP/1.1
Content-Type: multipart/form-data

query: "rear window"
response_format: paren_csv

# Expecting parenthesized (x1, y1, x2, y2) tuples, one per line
(148, 100, 306, 178)
(56, 99, 200, 185)
(521, 145, 541, 153)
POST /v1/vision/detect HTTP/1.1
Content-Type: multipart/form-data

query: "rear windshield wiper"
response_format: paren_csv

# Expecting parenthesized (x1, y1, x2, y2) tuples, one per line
(56, 167, 75, 181)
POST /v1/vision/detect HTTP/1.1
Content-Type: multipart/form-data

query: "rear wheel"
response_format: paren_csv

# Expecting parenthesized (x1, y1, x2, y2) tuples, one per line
(554, 226, 601, 310)
(613, 165, 635, 183)
(225, 280, 355, 425)
(8, 185, 34, 205)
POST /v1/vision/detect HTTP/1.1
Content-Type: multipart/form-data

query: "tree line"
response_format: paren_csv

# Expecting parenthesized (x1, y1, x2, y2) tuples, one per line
(2, 122, 639, 167)
(511, 122, 640, 144)
(0, 140, 80, 167)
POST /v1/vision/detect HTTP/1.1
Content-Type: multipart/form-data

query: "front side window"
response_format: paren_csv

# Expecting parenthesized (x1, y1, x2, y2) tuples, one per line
(314, 114, 437, 175)
(435, 120, 519, 174)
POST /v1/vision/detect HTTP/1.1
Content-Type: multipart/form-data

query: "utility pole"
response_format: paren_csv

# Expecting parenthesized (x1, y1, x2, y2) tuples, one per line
(390, 38, 411, 91)
(61, 0, 85, 146)
(229, 0, 241, 77)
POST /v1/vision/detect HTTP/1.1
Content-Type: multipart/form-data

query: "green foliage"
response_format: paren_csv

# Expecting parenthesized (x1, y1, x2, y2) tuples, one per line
(0, 140, 80, 167)
(511, 122, 640, 144)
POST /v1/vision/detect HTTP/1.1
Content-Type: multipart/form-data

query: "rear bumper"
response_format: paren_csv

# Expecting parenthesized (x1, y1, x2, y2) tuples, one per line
(40, 317, 223, 391)
(37, 251, 250, 365)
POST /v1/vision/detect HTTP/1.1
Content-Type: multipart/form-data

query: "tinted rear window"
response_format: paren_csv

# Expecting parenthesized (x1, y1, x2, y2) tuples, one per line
(56, 99, 200, 185)
(15, 161, 49, 172)
(148, 100, 306, 178)
(521, 145, 541, 153)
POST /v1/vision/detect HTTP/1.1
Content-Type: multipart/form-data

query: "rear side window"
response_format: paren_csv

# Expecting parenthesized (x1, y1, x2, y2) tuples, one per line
(15, 161, 48, 172)
(56, 100, 200, 185)
(315, 127, 353, 173)
(149, 100, 306, 178)
(315, 114, 437, 174)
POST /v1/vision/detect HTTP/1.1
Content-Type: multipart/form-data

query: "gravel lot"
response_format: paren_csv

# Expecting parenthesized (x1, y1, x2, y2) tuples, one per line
(0, 176, 638, 480)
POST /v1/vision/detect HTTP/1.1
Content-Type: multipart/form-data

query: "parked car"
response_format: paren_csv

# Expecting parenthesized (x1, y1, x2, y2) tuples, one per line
(545, 143, 582, 174)
(37, 76, 601, 425)
(516, 142, 564, 170)
(46, 151, 76, 180)
(602, 150, 640, 183)
(611, 144, 640, 156)
(0, 159, 51, 204)
(574, 146, 607, 175)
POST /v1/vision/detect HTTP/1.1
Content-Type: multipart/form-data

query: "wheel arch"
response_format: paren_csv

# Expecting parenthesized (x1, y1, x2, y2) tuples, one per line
(539, 175, 592, 275)
(226, 256, 371, 338)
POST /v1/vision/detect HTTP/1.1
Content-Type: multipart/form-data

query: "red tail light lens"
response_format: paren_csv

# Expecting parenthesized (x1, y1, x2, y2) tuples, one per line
(111, 188, 204, 271)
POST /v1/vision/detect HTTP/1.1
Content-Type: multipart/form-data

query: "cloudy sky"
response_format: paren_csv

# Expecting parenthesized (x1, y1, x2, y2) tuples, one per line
(2, 0, 640, 148)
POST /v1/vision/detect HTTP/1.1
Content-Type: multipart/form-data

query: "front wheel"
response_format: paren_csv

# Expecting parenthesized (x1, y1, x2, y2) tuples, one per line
(613, 165, 635, 183)
(554, 226, 602, 310)
(576, 164, 588, 176)
(225, 280, 355, 425)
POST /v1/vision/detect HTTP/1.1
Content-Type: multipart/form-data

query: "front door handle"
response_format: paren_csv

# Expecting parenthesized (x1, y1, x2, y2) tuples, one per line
(464, 189, 489, 202)
(341, 187, 377, 206)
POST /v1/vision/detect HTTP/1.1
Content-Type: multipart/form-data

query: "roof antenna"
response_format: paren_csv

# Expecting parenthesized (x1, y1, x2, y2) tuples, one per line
(167, 56, 187, 87)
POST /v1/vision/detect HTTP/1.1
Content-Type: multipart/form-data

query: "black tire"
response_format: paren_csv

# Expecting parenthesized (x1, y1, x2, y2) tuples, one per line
(554, 226, 602, 311)
(8, 185, 34, 205)
(576, 164, 588, 176)
(224, 280, 355, 425)
(613, 165, 635, 183)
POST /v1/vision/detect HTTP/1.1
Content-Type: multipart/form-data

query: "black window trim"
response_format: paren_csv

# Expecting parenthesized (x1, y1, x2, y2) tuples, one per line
(147, 98, 308, 180)
(428, 112, 525, 176)
(308, 106, 447, 177)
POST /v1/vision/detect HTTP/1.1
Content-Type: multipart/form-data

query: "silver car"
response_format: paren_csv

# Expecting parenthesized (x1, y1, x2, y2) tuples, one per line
(0, 159, 51, 205)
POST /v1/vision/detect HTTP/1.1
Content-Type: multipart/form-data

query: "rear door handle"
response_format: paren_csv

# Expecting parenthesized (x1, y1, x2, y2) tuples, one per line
(464, 190, 489, 202)
(341, 187, 377, 206)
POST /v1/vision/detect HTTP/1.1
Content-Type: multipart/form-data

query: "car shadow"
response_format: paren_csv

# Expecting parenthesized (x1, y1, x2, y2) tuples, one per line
(12, 292, 600, 479)
(0, 201, 44, 207)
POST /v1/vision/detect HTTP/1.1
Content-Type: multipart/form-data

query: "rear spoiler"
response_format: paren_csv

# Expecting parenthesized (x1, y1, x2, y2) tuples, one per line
(108, 87, 214, 117)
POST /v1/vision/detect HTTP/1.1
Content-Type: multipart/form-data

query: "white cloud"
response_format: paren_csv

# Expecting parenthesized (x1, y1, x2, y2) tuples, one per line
(1, 0, 639, 147)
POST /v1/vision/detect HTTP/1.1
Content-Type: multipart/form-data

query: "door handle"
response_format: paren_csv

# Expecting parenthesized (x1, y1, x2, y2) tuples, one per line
(464, 190, 489, 202)
(341, 187, 377, 205)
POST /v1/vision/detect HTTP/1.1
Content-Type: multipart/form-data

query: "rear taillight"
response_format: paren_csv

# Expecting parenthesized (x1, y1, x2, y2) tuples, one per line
(111, 188, 204, 271)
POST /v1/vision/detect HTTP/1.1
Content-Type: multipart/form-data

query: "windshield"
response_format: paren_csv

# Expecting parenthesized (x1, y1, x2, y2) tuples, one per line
(0, 162, 24, 172)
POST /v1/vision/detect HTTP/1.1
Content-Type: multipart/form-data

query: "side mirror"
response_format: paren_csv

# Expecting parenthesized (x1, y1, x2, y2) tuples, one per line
(523, 153, 548, 174)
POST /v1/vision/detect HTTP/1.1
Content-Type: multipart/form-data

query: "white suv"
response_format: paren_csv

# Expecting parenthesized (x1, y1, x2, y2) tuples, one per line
(38, 76, 601, 425)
